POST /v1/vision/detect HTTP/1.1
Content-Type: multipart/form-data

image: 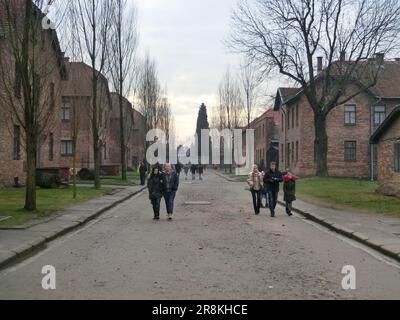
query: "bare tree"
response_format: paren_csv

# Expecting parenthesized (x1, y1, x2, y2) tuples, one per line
(69, 0, 114, 189)
(229, 0, 400, 176)
(0, 0, 66, 211)
(239, 59, 263, 127)
(137, 53, 161, 137)
(109, 0, 138, 181)
(217, 68, 245, 172)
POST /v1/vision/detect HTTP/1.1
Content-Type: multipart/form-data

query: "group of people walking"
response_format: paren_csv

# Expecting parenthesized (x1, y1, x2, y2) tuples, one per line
(247, 162, 297, 217)
(147, 163, 180, 220)
(183, 164, 204, 181)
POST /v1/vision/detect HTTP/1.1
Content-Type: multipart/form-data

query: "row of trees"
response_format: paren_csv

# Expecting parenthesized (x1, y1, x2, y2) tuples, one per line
(211, 61, 264, 132)
(228, 0, 400, 176)
(0, 0, 172, 211)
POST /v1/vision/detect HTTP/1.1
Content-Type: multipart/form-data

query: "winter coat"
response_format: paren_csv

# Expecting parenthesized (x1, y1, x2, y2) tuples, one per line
(160, 171, 180, 193)
(283, 175, 297, 202)
(190, 165, 197, 174)
(247, 171, 263, 191)
(198, 165, 204, 174)
(139, 164, 147, 176)
(147, 175, 163, 200)
(263, 169, 283, 193)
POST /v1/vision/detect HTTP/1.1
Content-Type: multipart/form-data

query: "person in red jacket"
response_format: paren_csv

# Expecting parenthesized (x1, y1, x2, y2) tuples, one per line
(283, 170, 297, 216)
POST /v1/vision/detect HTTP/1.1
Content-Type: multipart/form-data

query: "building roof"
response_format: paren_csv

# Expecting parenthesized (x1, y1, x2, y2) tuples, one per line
(274, 59, 400, 111)
(248, 108, 279, 128)
(370, 106, 400, 144)
(274, 87, 302, 111)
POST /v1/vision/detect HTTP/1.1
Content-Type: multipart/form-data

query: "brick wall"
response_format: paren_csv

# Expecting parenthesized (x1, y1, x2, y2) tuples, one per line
(376, 118, 400, 196)
(279, 91, 399, 178)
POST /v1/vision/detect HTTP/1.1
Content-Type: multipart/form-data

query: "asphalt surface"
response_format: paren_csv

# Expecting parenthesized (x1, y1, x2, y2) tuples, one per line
(0, 172, 399, 299)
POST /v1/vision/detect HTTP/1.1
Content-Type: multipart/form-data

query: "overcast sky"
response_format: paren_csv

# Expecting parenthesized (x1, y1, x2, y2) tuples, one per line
(135, 0, 243, 144)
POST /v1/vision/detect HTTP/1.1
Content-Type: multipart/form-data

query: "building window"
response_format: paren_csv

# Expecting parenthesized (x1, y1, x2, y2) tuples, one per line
(50, 82, 55, 109)
(14, 62, 21, 98)
(344, 105, 356, 125)
(296, 141, 299, 162)
(296, 104, 299, 127)
(61, 140, 73, 156)
(61, 102, 71, 121)
(344, 141, 357, 161)
(287, 109, 290, 130)
(395, 144, 400, 173)
(48, 133, 54, 161)
(292, 107, 295, 129)
(281, 114, 284, 132)
(104, 143, 107, 160)
(374, 106, 386, 126)
(13, 125, 21, 160)
(291, 142, 295, 163)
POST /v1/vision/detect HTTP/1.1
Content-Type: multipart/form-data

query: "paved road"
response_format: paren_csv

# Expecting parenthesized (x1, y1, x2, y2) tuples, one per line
(0, 172, 399, 299)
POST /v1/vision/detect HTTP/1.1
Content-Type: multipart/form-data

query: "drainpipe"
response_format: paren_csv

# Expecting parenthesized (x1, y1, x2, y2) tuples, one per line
(370, 104, 374, 181)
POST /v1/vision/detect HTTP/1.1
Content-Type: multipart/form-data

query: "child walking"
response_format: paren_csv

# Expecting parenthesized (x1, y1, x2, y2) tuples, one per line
(283, 170, 297, 216)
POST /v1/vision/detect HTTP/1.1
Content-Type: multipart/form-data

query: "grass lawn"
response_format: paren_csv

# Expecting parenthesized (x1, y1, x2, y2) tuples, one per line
(297, 177, 400, 216)
(0, 187, 111, 228)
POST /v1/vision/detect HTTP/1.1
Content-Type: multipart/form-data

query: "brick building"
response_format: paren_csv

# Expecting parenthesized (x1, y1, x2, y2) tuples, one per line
(0, 3, 67, 187)
(274, 57, 400, 178)
(58, 62, 113, 172)
(248, 108, 280, 171)
(371, 106, 400, 197)
(109, 93, 146, 170)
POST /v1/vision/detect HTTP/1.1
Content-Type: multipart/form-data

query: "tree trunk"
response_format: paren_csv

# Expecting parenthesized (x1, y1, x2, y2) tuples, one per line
(314, 113, 329, 177)
(24, 133, 37, 211)
(119, 95, 127, 181)
(92, 75, 101, 190)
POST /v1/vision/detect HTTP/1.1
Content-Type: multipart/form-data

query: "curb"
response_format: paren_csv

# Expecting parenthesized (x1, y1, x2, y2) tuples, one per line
(278, 200, 400, 263)
(216, 170, 400, 262)
(0, 187, 146, 270)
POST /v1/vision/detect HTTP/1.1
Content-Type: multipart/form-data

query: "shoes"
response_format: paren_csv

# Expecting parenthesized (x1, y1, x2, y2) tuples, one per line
(153, 216, 160, 220)
(167, 214, 173, 220)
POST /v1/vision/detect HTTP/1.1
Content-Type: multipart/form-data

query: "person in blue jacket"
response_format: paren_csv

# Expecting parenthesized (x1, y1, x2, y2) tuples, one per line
(263, 162, 283, 217)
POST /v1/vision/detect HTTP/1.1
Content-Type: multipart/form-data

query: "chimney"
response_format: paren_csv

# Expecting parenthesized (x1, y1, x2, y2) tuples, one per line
(375, 52, 385, 66)
(317, 57, 323, 72)
(340, 51, 346, 62)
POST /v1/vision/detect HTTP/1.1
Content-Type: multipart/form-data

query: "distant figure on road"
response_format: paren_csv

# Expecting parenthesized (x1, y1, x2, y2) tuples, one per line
(139, 161, 147, 186)
(247, 164, 263, 215)
(283, 169, 297, 217)
(190, 164, 197, 180)
(263, 162, 283, 217)
(161, 163, 180, 220)
(147, 167, 163, 220)
(175, 163, 182, 176)
(183, 165, 190, 180)
(198, 165, 204, 181)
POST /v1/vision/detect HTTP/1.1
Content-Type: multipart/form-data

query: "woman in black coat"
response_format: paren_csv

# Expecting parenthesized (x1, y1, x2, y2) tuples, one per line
(147, 167, 163, 220)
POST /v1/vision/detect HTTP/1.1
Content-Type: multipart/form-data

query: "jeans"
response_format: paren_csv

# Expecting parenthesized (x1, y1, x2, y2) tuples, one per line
(151, 198, 161, 217)
(164, 191, 176, 214)
(267, 190, 279, 216)
(286, 201, 293, 214)
(251, 190, 261, 214)
(140, 174, 146, 186)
